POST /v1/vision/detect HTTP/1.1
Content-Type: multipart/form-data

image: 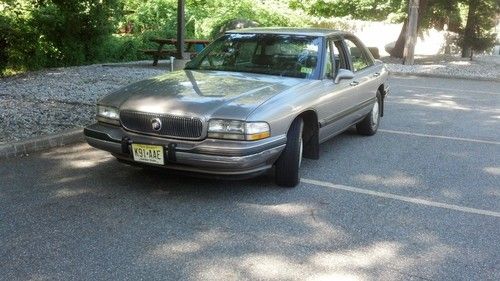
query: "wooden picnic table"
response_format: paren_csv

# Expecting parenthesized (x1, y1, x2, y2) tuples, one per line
(144, 38, 211, 66)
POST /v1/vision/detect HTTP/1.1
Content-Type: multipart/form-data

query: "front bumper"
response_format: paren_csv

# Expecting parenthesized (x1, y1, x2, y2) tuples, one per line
(84, 123, 286, 175)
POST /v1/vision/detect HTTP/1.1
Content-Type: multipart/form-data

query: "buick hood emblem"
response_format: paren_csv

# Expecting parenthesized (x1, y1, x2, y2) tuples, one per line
(151, 118, 162, 131)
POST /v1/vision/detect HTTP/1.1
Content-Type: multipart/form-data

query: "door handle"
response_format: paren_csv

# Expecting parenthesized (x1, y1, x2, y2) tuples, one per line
(349, 81, 359, 86)
(373, 72, 380, 77)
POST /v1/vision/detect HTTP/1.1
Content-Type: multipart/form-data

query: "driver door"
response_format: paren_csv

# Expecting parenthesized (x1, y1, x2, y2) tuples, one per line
(316, 39, 359, 142)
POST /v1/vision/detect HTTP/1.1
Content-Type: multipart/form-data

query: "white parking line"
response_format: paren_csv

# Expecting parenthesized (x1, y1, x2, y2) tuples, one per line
(390, 84, 500, 95)
(379, 129, 500, 145)
(301, 178, 500, 218)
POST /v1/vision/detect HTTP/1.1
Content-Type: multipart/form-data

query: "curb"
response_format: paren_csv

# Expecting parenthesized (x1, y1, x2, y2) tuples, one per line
(389, 71, 500, 82)
(0, 128, 84, 159)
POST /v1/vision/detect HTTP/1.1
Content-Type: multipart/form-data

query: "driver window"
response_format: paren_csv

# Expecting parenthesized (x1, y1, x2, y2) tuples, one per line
(324, 40, 346, 79)
(325, 43, 334, 78)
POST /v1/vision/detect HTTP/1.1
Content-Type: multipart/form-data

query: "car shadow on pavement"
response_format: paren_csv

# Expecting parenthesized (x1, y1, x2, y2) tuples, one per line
(1, 138, 499, 281)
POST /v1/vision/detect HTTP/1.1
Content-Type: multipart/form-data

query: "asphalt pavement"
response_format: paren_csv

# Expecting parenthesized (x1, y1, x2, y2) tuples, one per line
(1, 76, 499, 280)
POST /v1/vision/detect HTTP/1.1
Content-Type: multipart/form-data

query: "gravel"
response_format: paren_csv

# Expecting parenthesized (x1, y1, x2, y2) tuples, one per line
(0, 63, 166, 144)
(382, 55, 500, 80)
(1, 55, 498, 144)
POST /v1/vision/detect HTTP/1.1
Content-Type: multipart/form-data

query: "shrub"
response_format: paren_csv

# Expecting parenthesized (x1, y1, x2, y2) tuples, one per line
(1, 0, 122, 75)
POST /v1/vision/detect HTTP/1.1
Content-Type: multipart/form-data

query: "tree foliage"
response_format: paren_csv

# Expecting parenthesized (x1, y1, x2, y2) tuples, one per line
(1, 0, 122, 73)
(289, 0, 407, 21)
(1, 0, 498, 74)
(459, 0, 498, 58)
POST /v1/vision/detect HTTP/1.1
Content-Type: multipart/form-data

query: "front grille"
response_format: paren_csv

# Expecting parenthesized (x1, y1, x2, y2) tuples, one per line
(120, 110, 203, 139)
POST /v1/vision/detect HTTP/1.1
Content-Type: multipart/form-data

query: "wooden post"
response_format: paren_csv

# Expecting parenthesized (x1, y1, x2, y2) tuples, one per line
(403, 0, 419, 65)
(176, 0, 187, 59)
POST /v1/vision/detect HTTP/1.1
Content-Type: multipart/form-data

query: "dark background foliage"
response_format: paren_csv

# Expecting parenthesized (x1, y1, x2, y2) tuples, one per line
(0, 0, 498, 75)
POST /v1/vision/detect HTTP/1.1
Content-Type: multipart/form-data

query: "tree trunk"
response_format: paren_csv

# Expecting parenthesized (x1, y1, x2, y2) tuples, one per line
(177, 0, 187, 59)
(389, 20, 408, 58)
(461, 0, 478, 58)
(389, 0, 428, 58)
(403, 0, 419, 65)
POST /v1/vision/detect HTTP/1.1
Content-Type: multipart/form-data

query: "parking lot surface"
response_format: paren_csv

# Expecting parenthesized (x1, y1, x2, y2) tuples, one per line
(1, 76, 499, 280)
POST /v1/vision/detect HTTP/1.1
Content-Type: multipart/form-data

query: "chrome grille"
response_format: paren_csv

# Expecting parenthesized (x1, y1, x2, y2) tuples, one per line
(120, 111, 203, 139)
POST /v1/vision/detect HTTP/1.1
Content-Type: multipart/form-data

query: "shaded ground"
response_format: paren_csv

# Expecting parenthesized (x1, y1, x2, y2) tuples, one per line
(1, 77, 499, 280)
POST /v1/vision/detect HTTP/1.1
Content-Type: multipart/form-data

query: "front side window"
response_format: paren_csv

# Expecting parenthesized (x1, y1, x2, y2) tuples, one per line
(186, 33, 323, 79)
(324, 39, 347, 79)
(344, 38, 372, 72)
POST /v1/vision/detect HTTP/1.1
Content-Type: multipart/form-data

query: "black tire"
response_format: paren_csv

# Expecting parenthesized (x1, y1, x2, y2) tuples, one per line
(356, 91, 382, 136)
(275, 118, 304, 187)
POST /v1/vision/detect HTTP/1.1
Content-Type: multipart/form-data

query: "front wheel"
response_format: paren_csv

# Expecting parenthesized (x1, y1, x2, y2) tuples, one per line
(356, 91, 381, 136)
(275, 118, 304, 187)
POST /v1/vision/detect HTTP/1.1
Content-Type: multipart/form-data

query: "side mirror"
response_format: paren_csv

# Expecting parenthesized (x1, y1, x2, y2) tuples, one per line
(334, 69, 354, 84)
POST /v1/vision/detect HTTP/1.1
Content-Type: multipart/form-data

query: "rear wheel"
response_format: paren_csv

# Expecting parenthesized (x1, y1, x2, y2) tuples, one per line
(275, 118, 304, 187)
(356, 91, 381, 136)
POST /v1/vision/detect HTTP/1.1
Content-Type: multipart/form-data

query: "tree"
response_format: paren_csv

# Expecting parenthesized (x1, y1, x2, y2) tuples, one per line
(402, 0, 419, 64)
(460, 0, 498, 59)
(389, 0, 428, 58)
(0, 0, 122, 73)
(289, 0, 464, 58)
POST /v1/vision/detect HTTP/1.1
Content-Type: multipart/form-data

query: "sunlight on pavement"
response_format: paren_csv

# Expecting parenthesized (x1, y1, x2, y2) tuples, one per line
(147, 229, 230, 259)
(389, 95, 472, 111)
(256, 203, 311, 216)
(67, 157, 113, 169)
(41, 143, 114, 169)
(54, 187, 93, 198)
(484, 167, 500, 176)
(355, 172, 420, 188)
(152, 241, 203, 255)
(449, 61, 471, 66)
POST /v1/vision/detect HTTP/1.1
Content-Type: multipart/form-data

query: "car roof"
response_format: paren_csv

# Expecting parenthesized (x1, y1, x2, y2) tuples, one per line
(225, 27, 347, 37)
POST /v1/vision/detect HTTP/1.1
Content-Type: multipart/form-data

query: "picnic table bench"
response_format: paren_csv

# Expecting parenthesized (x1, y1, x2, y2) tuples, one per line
(143, 38, 211, 66)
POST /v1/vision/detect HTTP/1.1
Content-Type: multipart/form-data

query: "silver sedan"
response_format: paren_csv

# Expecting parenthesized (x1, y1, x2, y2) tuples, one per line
(84, 28, 389, 187)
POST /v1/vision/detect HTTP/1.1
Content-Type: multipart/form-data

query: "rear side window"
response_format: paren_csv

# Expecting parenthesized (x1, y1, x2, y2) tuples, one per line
(344, 38, 373, 72)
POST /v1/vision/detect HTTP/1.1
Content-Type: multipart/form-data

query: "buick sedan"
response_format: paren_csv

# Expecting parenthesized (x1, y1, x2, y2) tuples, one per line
(84, 28, 389, 187)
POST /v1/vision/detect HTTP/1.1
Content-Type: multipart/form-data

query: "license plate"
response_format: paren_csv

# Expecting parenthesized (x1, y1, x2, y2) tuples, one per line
(131, 144, 164, 165)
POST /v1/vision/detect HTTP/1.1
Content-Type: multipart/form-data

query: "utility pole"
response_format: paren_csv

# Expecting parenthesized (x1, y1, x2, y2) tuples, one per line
(403, 0, 419, 65)
(176, 0, 187, 60)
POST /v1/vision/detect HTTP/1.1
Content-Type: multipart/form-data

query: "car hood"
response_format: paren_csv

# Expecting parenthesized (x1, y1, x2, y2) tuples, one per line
(99, 70, 307, 120)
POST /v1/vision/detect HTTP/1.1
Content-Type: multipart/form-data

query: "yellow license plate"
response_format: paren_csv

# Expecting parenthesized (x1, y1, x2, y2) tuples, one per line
(131, 144, 164, 165)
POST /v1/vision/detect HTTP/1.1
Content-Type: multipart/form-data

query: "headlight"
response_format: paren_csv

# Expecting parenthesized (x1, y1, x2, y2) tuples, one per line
(96, 105, 120, 125)
(208, 120, 270, 141)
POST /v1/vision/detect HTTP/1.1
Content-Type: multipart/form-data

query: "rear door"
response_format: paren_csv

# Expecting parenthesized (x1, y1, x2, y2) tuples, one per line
(342, 36, 379, 120)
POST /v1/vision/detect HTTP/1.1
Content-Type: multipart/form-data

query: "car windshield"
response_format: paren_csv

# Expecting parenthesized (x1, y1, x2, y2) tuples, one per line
(185, 33, 322, 79)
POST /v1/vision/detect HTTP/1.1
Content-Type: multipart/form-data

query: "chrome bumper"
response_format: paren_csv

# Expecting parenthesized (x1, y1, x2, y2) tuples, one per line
(84, 123, 286, 175)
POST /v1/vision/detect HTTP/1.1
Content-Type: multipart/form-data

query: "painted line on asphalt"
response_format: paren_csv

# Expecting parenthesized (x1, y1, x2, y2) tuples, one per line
(301, 178, 500, 218)
(379, 129, 500, 145)
(390, 84, 500, 95)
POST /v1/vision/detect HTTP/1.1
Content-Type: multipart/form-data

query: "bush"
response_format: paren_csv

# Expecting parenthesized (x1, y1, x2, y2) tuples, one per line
(99, 35, 150, 62)
(1, 0, 122, 75)
(124, 0, 178, 37)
